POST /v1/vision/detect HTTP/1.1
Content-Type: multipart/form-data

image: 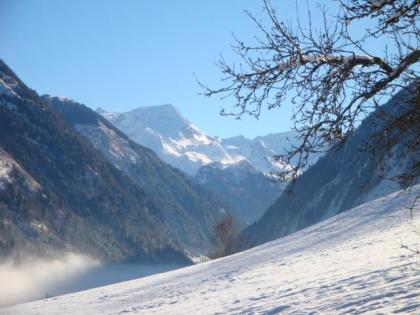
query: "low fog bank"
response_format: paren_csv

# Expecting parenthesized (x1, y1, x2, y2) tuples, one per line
(0, 253, 181, 308)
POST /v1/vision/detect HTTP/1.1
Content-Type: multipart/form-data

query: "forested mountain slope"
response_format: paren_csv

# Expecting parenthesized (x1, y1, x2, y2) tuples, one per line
(0, 59, 224, 263)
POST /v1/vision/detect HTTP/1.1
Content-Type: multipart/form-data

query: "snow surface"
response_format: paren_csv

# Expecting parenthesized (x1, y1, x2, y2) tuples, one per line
(4, 186, 420, 315)
(98, 105, 297, 176)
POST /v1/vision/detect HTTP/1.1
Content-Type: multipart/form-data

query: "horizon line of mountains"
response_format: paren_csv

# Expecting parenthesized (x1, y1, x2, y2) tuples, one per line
(0, 58, 417, 264)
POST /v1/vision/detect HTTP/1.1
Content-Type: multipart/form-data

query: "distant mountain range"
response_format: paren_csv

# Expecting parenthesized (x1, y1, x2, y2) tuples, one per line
(97, 106, 321, 223)
(0, 59, 236, 263)
(97, 105, 300, 176)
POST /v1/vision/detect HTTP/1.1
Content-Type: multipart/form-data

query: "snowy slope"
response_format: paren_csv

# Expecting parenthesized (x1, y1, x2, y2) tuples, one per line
(6, 186, 420, 315)
(98, 105, 295, 175)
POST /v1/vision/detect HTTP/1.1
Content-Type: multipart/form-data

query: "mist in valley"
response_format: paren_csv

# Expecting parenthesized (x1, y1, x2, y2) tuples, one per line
(0, 253, 181, 308)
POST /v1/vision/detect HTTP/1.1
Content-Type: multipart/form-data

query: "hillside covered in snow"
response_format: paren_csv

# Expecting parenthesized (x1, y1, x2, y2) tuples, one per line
(5, 186, 420, 315)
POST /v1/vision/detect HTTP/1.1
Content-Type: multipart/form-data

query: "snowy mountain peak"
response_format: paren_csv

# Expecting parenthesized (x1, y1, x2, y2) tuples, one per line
(95, 107, 107, 114)
(126, 104, 185, 123)
(129, 103, 182, 116)
(97, 104, 309, 176)
(124, 104, 191, 139)
(98, 105, 241, 174)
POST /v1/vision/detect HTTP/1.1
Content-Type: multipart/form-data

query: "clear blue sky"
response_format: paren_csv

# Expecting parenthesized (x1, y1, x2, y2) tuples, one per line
(1, 0, 372, 138)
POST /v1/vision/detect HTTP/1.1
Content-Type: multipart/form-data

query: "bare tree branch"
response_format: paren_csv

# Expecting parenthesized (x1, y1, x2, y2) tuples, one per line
(200, 0, 420, 183)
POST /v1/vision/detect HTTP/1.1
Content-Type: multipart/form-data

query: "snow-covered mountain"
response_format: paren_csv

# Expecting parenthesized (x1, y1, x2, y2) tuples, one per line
(97, 105, 323, 224)
(6, 186, 419, 314)
(97, 105, 296, 176)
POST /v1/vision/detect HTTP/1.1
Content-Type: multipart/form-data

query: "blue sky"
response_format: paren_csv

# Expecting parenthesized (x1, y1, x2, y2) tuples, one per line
(1, 0, 365, 138)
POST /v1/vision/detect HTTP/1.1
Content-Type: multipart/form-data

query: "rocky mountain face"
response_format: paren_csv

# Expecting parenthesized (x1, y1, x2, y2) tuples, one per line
(0, 59, 229, 263)
(45, 95, 237, 258)
(233, 86, 419, 251)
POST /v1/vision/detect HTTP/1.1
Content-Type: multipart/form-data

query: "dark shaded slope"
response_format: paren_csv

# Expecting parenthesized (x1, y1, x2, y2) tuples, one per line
(0, 59, 189, 263)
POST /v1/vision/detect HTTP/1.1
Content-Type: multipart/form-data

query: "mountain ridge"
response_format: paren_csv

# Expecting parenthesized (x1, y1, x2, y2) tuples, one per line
(97, 105, 297, 176)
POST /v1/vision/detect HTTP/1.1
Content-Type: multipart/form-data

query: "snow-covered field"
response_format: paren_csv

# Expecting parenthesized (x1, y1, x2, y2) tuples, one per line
(3, 187, 420, 315)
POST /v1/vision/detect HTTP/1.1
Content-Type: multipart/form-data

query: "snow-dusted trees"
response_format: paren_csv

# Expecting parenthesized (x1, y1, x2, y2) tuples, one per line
(201, 0, 419, 186)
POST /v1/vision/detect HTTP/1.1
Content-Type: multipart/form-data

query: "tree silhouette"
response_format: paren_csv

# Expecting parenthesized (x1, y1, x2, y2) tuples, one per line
(201, 0, 419, 187)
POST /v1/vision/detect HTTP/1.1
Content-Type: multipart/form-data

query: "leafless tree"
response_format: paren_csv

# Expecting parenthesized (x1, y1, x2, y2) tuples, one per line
(200, 0, 419, 186)
(212, 215, 236, 258)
